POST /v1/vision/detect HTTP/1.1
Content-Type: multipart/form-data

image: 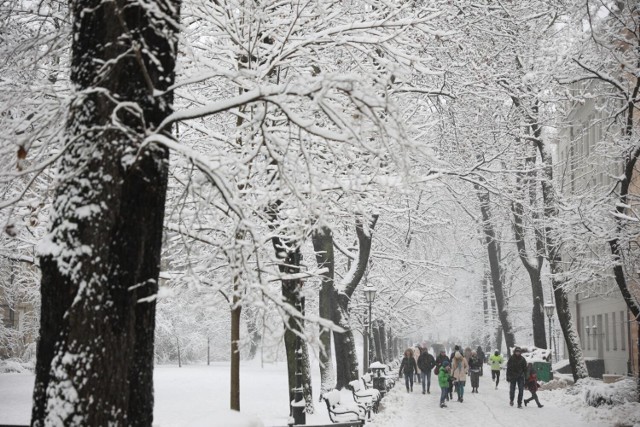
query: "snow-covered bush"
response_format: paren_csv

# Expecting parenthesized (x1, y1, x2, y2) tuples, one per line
(0, 359, 34, 373)
(567, 377, 638, 407)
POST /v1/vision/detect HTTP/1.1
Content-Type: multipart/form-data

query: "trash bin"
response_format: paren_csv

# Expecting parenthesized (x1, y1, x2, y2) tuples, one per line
(532, 361, 553, 382)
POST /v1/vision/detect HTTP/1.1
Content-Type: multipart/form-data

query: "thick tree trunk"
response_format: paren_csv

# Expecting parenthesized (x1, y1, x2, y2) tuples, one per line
(312, 226, 336, 395)
(536, 140, 588, 381)
(270, 220, 313, 413)
(32, 0, 180, 424)
(230, 292, 241, 410)
(511, 190, 547, 349)
(372, 320, 382, 363)
(476, 186, 516, 353)
(332, 214, 378, 389)
(386, 327, 394, 361)
(378, 321, 387, 363)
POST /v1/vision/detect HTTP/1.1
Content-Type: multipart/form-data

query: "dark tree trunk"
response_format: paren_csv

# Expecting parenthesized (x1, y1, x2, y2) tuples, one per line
(535, 139, 588, 381)
(312, 226, 336, 395)
(476, 186, 516, 353)
(231, 291, 241, 410)
(386, 327, 394, 361)
(32, 0, 180, 424)
(332, 214, 378, 389)
(511, 150, 547, 349)
(378, 321, 387, 364)
(269, 207, 313, 413)
(177, 337, 182, 368)
(372, 320, 382, 363)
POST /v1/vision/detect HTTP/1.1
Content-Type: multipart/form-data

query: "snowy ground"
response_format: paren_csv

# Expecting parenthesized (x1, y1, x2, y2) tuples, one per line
(1, 362, 639, 426)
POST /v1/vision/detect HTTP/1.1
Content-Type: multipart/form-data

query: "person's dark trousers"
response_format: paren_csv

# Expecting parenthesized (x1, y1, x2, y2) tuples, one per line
(509, 376, 525, 405)
(448, 378, 454, 399)
(404, 373, 414, 391)
(440, 387, 449, 406)
(524, 391, 542, 407)
(421, 370, 432, 393)
(492, 369, 500, 386)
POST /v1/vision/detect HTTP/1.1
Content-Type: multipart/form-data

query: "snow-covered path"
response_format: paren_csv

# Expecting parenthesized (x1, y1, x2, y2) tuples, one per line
(369, 373, 607, 427)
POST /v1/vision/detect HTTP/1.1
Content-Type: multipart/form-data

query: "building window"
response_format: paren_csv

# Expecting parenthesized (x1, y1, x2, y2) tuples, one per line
(613, 311, 618, 350)
(587, 316, 591, 349)
(592, 315, 596, 350)
(605, 313, 609, 351)
(1, 305, 15, 328)
(620, 311, 626, 351)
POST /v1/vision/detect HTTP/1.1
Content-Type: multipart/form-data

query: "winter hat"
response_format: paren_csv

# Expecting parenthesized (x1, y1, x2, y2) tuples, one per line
(442, 360, 450, 367)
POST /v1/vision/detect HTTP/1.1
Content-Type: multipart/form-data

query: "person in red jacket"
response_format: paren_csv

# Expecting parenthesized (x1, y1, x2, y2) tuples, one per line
(523, 363, 544, 408)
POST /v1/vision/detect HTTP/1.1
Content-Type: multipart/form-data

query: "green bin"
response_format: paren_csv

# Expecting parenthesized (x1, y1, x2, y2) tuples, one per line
(532, 361, 553, 382)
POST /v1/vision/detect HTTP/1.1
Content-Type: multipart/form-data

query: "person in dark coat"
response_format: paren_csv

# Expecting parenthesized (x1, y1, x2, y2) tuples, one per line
(476, 346, 486, 376)
(417, 347, 436, 394)
(399, 348, 418, 393)
(506, 347, 528, 408)
(468, 350, 482, 393)
(523, 363, 544, 408)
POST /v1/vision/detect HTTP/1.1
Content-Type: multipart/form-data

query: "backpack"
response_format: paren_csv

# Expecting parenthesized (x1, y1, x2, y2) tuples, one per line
(434, 365, 439, 375)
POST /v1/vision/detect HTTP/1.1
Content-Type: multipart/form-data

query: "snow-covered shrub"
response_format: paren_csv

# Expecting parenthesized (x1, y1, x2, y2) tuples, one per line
(0, 359, 34, 373)
(568, 377, 638, 407)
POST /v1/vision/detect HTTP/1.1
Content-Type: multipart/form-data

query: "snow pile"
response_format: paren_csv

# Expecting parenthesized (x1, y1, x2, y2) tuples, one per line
(513, 345, 551, 362)
(567, 377, 638, 407)
(540, 377, 570, 391)
(0, 360, 33, 374)
(546, 377, 640, 427)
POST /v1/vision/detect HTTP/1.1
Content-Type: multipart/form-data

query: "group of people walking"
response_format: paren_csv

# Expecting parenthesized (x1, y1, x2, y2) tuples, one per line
(398, 344, 544, 410)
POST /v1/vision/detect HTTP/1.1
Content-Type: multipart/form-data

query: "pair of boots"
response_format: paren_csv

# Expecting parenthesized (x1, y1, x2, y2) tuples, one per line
(524, 398, 543, 408)
(471, 387, 479, 393)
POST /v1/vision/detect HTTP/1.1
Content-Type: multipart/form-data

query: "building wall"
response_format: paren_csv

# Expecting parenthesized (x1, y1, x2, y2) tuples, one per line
(570, 292, 631, 375)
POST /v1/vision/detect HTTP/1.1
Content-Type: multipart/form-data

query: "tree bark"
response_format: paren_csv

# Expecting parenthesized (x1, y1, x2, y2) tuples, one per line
(510, 150, 547, 349)
(332, 214, 378, 389)
(372, 320, 382, 363)
(312, 226, 336, 396)
(269, 206, 313, 413)
(32, 0, 180, 424)
(230, 290, 241, 410)
(476, 186, 516, 354)
(536, 139, 588, 381)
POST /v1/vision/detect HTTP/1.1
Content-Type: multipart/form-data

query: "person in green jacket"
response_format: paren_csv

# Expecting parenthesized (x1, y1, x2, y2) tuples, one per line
(489, 350, 504, 389)
(438, 360, 451, 408)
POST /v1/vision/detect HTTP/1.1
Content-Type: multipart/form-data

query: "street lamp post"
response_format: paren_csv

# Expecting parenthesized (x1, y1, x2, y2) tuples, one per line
(363, 286, 377, 372)
(544, 302, 555, 354)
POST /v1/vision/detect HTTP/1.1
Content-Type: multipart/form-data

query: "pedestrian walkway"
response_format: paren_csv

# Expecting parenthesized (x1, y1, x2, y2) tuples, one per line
(369, 371, 607, 427)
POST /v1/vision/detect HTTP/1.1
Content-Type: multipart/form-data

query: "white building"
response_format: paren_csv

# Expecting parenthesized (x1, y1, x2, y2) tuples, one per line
(555, 82, 635, 376)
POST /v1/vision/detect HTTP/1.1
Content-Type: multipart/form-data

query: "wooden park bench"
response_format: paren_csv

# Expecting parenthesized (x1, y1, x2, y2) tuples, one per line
(322, 389, 369, 424)
(348, 379, 381, 413)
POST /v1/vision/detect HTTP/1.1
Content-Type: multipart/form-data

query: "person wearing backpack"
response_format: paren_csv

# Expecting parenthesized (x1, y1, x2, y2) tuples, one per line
(489, 350, 504, 389)
(417, 347, 436, 394)
(438, 360, 451, 408)
(399, 348, 418, 392)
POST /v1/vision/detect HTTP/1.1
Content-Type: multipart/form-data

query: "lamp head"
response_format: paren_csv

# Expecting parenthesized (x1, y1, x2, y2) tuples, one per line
(364, 286, 377, 303)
